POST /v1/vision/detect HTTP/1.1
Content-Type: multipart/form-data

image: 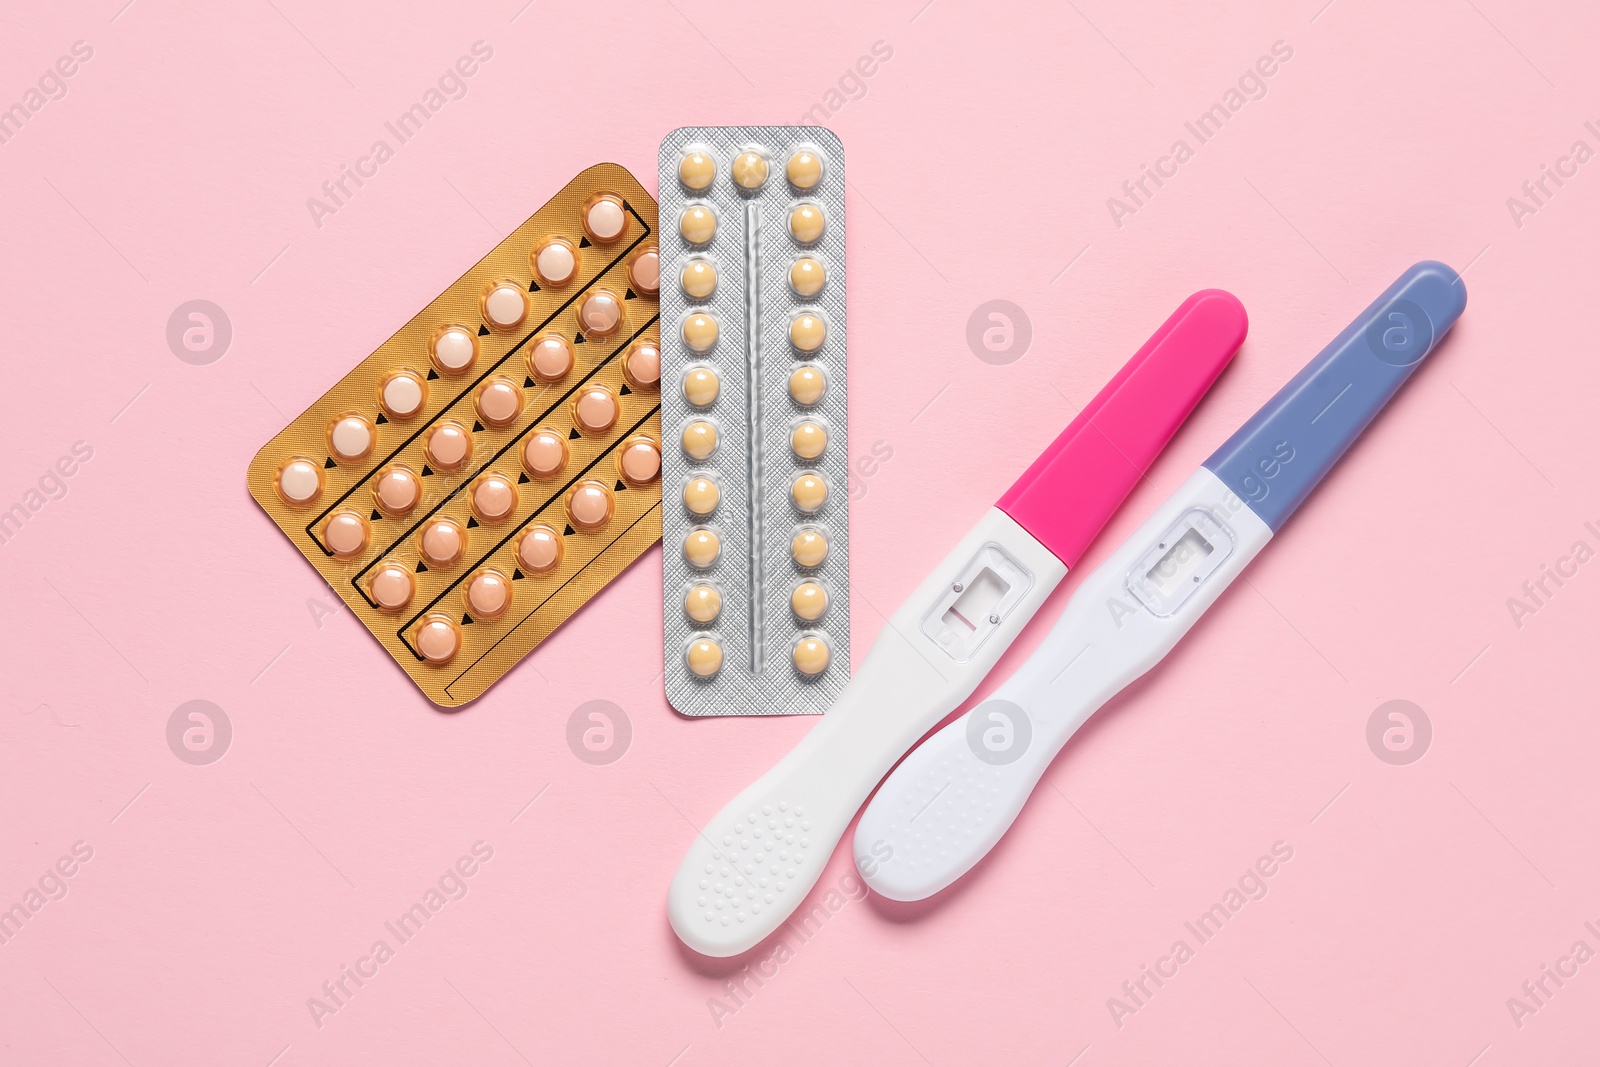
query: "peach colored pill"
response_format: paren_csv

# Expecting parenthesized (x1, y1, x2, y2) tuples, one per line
(381, 371, 427, 419)
(578, 289, 624, 337)
(791, 529, 828, 567)
(622, 342, 661, 390)
(584, 195, 627, 242)
(789, 204, 825, 244)
(477, 377, 524, 427)
(522, 429, 568, 479)
(420, 519, 466, 567)
(628, 246, 661, 295)
(425, 421, 472, 470)
(789, 365, 825, 405)
(731, 150, 768, 189)
(791, 582, 828, 621)
(687, 638, 723, 677)
(684, 476, 719, 516)
(328, 415, 374, 463)
(619, 437, 661, 484)
(787, 150, 823, 189)
(679, 205, 716, 245)
(483, 282, 528, 330)
(686, 584, 722, 624)
(567, 480, 614, 530)
(681, 260, 717, 299)
(791, 473, 826, 512)
(517, 524, 563, 574)
(277, 458, 322, 505)
(682, 420, 717, 459)
(528, 335, 574, 383)
(466, 570, 512, 619)
(369, 563, 414, 611)
(685, 528, 720, 568)
(791, 421, 827, 460)
(679, 150, 716, 191)
(790, 313, 826, 352)
(324, 511, 369, 558)
(472, 473, 517, 522)
(573, 386, 620, 435)
(789, 257, 825, 298)
(375, 466, 421, 515)
(533, 237, 578, 286)
(431, 326, 477, 374)
(683, 366, 719, 406)
(793, 636, 829, 675)
(414, 614, 461, 664)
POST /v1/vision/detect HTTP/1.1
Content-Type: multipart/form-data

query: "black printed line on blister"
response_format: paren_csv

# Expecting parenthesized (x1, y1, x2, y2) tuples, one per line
(443, 502, 662, 696)
(344, 316, 660, 610)
(302, 198, 653, 553)
(395, 403, 661, 662)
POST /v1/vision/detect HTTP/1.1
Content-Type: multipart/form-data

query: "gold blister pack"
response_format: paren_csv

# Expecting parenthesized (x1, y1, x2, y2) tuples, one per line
(247, 163, 663, 708)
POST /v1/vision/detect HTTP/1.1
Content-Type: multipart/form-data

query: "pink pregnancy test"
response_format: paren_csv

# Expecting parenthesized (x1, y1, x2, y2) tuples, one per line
(668, 290, 1247, 957)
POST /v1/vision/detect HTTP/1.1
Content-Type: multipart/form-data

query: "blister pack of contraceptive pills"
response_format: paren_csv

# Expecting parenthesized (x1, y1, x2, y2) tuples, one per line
(658, 126, 849, 716)
(247, 163, 662, 709)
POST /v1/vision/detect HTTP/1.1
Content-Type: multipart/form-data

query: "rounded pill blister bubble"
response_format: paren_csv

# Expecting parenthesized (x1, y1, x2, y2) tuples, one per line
(533, 237, 578, 287)
(369, 562, 414, 611)
(328, 414, 375, 463)
(277, 457, 322, 505)
(791, 528, 828, 568)
(522, 429, 568, 479)
(788, 204, 825, 244)
(578, 288, 625, 337)
(472, 473, 518, 522)
(683, 366, 719, 407)
(517, 524, 563, 574)
(466, 569, 512, 620)
(528, 334, 575, 383)
(414, 614, 461, 664)
(731, 150, 769, 190)
(324, 510, 370, 558)
(380, 370, 427, 419)
(628, 245, 661, 295)
(620, 437, 662, 485)
(375, 465, 421, 516)
(476, 376, 524, 427)
(789, 313, 826, 352)
(681, 260, 717, 300)
(420, 518, 466, 567)
(567, 479, 615, 530)
(791, 581, 827, 622)
(583, 193, 628, 243)
(686, 584, 722, 624)
(793, 635, 830, 676)
(573, 384, 620, 435)
(622, 341, 661, 390)
(482, 282, 528, 331)
(791, 421, 826, 460)
(684, 476, 719, 516)
(789, 257, 825, 298)
(425, 422, 472, 470)
(680, 205, 716, 245)
(687, 638, 724, 677)
(683, 313, 718, 353)
(788, 365, 825, 406)
(682, 420, 717, 459)
(787, 149, 823, 190)
(685, 527, 720, 567)
(679, 149, 716, 191)
(791, 473, 826, 513)
(431, 325, 477, 375)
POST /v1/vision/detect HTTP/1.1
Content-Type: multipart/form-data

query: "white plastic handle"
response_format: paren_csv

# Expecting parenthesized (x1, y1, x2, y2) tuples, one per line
(854, 469, 1273, 901)
(668, 508, 1066, 957)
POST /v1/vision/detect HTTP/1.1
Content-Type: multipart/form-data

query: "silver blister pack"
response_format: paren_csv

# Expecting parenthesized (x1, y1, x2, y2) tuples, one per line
(658, 126, 849, 716)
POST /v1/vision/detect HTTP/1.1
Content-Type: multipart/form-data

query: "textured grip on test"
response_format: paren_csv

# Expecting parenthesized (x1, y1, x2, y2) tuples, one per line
(1203, 261, 1466, 532)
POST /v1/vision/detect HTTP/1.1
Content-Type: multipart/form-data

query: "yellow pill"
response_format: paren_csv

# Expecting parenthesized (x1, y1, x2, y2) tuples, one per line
(787, 150, 823, 189)
(789, 365, 825, 406)
(791, 529, 828, 567)
(793, 636, 830, 676)
(789, 204, 825, 244)
(686, 584, 722, 624)
(790, 257, 825, 298)
(792, 473, 827, 512)
(682, 420, 718, 459)
(682, 259, 718, 300)
(680, 205, 716, 245)
(683, 313, 719, 353)
(685, 476, 720, 515)
(731, 150, 769, 189)
(688, 638, 724, 677)
(679, 150, 715, 191)
(789, 313, 826, 352)
(791, 582, 828, 622)
(791, 421, 827, 460)
(683, 367, 720, 407)
(685, 528, 720, 567)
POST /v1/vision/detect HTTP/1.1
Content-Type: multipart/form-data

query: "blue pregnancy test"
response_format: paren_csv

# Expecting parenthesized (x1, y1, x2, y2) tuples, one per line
(855, 262, 1465, 901)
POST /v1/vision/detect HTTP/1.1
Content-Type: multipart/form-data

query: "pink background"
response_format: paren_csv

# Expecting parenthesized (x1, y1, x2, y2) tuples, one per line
(2, 0, 1597, 1063)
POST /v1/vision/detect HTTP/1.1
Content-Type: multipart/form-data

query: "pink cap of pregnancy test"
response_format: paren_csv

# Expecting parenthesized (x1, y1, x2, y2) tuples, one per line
(998, 289, 1246, 568)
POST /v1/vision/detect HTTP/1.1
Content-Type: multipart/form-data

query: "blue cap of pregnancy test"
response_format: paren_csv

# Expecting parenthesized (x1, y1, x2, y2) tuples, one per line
(1203, 261, 1466, 532)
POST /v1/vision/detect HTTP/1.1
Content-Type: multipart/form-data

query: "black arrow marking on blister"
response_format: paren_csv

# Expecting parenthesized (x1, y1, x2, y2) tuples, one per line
(614, 480, 627, 492)
(563, 524, 575, 536)
(324, 457, 337, 468)
(473, 420, 485, 432)
(524, 376, 537, 389)
(512, 568, 525, 580)
(427, 368, 440, 380)
(567, 428, 581, 440)
(517, 472, 530, 484)
(416, 561, 429, 573)
(528, 279, 541, 293)
(573, 333, 586, 344)
(461, 613, 474, 625)
(579, 236, 591, 248)
(375, 413, 388, 425)
(467, 517, 480, 529)
(619, 384, 632, 396)
(371, 509, 383, 521)
(477, 324, 490, 336)
(624, 288, 637, 300)
(421, 465, 434, 477)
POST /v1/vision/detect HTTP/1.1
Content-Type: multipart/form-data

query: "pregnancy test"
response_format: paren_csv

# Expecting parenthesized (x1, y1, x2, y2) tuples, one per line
(854, 261, 1465, 902)
(667, 290, 1247, 956)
